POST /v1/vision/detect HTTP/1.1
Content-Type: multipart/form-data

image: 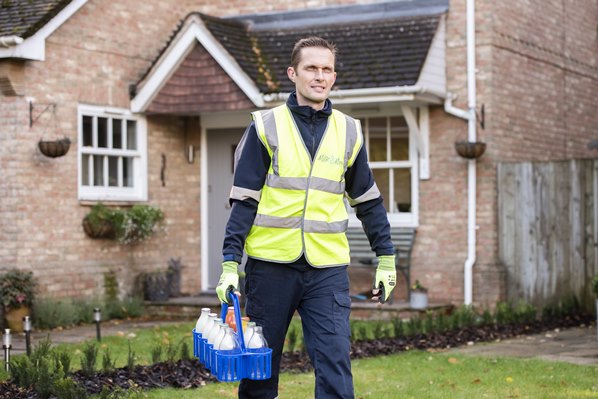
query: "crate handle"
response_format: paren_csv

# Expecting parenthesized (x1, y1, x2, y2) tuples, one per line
(220, 290, 246, 351)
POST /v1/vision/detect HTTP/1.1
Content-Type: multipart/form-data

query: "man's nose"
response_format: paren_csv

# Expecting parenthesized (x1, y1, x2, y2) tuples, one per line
(314, 69, 324, 80)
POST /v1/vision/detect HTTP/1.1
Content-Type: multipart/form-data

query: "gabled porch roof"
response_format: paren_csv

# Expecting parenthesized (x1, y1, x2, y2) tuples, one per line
(131, 0, 448, 114)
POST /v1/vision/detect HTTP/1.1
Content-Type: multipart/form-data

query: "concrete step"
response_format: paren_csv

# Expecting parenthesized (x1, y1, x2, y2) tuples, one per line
(144, 294, 453, 321)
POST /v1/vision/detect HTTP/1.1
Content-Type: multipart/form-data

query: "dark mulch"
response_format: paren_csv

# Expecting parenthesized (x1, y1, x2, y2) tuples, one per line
(0, 314, 593, 398)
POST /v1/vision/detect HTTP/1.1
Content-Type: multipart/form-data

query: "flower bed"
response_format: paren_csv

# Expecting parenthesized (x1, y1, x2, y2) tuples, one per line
(0, 313, 592, 398)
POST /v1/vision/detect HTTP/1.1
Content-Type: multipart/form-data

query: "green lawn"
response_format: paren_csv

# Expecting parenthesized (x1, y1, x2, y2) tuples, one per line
(142, 351, 598, 399)
(3, 320, 598, 398)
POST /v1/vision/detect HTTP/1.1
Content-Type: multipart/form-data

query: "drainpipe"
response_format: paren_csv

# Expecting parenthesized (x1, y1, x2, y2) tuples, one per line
(443, 0, 477, 306)
(0, 36, 23, 47)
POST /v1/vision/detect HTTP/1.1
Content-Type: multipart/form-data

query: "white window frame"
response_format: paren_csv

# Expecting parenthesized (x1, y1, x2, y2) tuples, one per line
(346, 107, 419, 228)
(77, 104, 148, 202)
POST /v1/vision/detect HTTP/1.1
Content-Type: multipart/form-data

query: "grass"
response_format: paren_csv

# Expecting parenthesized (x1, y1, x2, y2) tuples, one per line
(3, 319, 597, 398)
(141, 351, 598, 399)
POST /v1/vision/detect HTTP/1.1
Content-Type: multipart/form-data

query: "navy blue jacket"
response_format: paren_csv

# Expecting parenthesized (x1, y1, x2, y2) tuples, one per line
(222, 93, 394, 265)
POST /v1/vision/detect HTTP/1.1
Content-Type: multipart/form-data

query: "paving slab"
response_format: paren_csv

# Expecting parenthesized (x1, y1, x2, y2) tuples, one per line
(6, 319, 184, 355)
(451, 324, 598, 366)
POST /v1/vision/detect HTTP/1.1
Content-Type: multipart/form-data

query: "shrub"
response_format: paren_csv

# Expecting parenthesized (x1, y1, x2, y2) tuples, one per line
(0, 269, 36, 310)
(151, 343, 163, 364)
(102, 348, 117, 372)
(127, 341, 136, 370)
(80, 342, 98, 378)
(10, 338, 84, 399)
(84, 203, 164, 244)
(592, 274, 598, 297)
(32, 296, 144, 330)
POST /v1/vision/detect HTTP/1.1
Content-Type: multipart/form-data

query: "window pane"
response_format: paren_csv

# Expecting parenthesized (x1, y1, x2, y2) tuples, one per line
(93, 155, 104, 186)
(372, 169, 390, 211)
(368, 117, 387, 162)
(123, 157, 134, 187)
(112, 119, 122, 149)
(82, 154, 89, 186)
(98, 117, 108, 148)
(126, 121, 137, 150)
(82, 116, 93, 147)
(108, 156, 119, 187)
(390, 116, 409, 161)
(394, 168, 412, 213)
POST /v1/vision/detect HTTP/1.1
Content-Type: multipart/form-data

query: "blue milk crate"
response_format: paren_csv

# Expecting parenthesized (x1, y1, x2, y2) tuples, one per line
(191, 291, 272, 382)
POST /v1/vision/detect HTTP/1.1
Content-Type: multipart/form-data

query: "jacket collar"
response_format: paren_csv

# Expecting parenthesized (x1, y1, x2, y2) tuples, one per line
(286, 92, 332, 120)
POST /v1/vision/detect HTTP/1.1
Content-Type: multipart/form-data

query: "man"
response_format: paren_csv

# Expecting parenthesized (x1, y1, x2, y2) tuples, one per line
(217, 37, 396, 399)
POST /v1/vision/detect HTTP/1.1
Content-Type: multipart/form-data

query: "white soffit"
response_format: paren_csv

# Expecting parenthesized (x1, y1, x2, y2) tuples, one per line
(0, 0, 89, 61)
(131, 15, 264, 113)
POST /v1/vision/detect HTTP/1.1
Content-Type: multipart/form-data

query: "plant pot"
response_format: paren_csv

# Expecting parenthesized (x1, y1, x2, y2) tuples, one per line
(454, 140, 486, 159)
(144, 272, 170, 302)
(82, 216, 115, 239)
(410, 291, 428, 310)
(5, 306, 30, 332)
(38, 138, 71, 158)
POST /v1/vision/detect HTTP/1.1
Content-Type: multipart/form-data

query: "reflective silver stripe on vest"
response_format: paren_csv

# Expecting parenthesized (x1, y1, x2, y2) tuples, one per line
(230, 185, 262, 202)
(310, 176, 345, 194)
(261, 109, 279, 175)
(344, 115, 359, 169)
(266, 174, 307, 190)
(266, 174, 344, 194)
(254, 213, 302, 229)
(346, 182, 381, 206)
(304, 219, 348, 234)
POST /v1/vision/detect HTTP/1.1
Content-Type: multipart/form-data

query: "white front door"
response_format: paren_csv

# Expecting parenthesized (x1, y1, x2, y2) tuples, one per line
(205, 128, 244, 290)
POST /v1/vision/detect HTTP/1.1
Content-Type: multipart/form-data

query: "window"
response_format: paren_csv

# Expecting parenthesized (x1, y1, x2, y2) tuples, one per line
(78, 105, 147, 201)
(349, 114, 418, 227)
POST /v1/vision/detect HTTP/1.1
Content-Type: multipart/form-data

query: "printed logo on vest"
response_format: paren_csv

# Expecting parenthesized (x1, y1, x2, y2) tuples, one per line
(316, 154, 343, 166)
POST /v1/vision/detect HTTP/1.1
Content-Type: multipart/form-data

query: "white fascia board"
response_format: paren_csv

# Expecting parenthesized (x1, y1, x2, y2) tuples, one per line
(0, 0, 88, 61)
(130, 22, 199, 113)
(415, 15, 446, 97)
(131, 17, 263, 113)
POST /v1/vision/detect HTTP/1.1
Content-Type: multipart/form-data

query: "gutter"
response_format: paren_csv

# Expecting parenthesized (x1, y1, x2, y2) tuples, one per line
(443, 0, 477, 306)
(0, 36, 24, 48)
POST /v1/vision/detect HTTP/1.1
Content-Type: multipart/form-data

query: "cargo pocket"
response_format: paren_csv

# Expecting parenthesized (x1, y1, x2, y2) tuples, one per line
(332, 291, 351, 336)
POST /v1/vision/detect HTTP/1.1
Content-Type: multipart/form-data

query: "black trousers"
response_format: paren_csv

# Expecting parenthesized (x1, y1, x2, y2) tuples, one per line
(239, 258, 354, 399)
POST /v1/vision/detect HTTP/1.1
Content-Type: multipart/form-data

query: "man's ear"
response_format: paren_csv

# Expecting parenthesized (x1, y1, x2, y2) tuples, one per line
(287, 66, 296, 82)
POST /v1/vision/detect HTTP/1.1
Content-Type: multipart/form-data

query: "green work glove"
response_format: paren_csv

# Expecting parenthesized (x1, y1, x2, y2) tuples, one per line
(373, 255, 396, 303)
(216, 261, 239, 304)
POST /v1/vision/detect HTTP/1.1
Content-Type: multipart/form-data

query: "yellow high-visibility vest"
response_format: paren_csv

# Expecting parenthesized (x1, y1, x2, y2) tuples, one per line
(245, 104, 362, 267)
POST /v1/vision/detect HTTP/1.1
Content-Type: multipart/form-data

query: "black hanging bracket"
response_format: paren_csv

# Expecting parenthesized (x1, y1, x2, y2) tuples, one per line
(29, 101, 56, 128)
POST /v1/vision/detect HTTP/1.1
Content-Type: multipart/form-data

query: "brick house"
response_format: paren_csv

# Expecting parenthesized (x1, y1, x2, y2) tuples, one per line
(1, 0, 596, 308)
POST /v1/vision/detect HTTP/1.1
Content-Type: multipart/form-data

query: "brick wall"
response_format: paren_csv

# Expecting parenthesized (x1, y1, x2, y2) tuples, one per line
(416, 0, 598, 307)
(0, 0, 384, 301)
(1, 0, 596, 307)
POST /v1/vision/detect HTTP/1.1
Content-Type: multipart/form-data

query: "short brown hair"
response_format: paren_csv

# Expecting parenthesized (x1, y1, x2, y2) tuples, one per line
(290, 36, 337, 70)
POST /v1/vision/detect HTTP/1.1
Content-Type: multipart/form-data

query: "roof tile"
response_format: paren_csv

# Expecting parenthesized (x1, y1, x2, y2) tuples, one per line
(0, 0, 72, 38)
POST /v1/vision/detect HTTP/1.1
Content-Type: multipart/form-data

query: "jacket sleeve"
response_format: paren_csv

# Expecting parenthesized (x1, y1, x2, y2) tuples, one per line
(222, 122, 270, 263)
(345, 146, 395, 257)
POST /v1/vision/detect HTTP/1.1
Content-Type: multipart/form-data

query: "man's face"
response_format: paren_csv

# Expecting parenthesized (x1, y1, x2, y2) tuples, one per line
(287, 46, 336, 110)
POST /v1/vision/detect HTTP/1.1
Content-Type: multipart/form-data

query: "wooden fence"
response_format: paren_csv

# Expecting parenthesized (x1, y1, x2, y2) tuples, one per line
(498, 159, 598, 310)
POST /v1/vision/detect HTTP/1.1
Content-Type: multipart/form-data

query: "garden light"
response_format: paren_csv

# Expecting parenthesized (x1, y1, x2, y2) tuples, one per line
(3, 329, 11, 372)
(93, 307, 101, 342)
(22, 316, 32, 356)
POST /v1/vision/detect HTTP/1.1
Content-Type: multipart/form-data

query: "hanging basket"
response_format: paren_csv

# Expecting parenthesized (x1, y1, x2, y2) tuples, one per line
(82, 216, 115, 239)
(38, 137, 71, 158)
(454, 140, 486, 159)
